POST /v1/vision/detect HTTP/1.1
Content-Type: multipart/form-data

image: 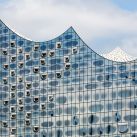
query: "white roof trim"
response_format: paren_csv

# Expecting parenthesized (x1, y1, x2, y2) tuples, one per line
(102, 47, 135, 62)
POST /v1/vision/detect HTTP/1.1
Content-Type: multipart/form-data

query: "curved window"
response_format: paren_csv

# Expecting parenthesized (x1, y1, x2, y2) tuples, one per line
(56, 121, 62, 126)
(41, 122, 53, 127)
(114, 112, 121, 122)
(0, 92, 7, 100)
(105, 125, 116, 134)
(97, 127, 103, 135)
(118, 123, 128, 133)
(65, 106, 78, 114)
(56, 130, 63, 137)
(97, 75, 103, 81)
(131, 135, 137, 137)
(131, 124, 137, 131)
(72, 63, 79, 69)
(77, 128, 87, 136)
(47, 44, 54, 49)
(88, 115, 99, 124)
(93, 60, 103, 66)
(106, 66, 116, 72)
(64, 71, 70, 77)
(49, 81, 58, 86)
(128, 100, 137, 109)
(48, 103, 55, 108)
(103, 82, 112, 87)
(56, 96, 67, 104)
(40, 44, 46, 50)
(11, 34, 16, 39)
(88, 127, 95, 136)
(102, 116, 112, 122)
(25, 98, 31, 103)
(65, 130, 73, 136)
(49, 59, 61, 64)
(85, 83, 98, 89)
(124, 115, 137, 121)
(64, 120, 70, 126)
(64, 34, 73, 39)
(33, 105, 39, 110)
(19, 69, 30, 75)
(114, 102, 124, 110)
(119, 72, 129, 78)
(106, 103, 112, 111)
(55, 108, 63, 115)
(25, 47, 32, 52)
(18, 40, 24, 46)
(33, 52, 39, 58)
(65, 41, 78, 47)
(49, 64, 62, 71)
(119, 65, 126, 71)
(72, 116, 79, 125)
(118, 89, 132, 98)
(89, 104, 103, 112)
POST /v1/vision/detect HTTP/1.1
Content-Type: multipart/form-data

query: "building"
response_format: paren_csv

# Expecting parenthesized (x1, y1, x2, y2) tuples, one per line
(0, 19, 137, 137)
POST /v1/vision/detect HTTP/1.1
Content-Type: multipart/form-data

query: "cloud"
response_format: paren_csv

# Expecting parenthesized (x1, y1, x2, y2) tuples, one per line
(0, 0, 137, 56)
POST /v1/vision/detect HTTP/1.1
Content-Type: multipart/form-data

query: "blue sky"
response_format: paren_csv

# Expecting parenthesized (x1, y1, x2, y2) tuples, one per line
(112, 0, 137, 11)
(0, 0, 137, 56)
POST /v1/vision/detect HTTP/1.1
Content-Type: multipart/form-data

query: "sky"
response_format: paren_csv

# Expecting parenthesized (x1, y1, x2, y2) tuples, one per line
(0, 0, 137, 56)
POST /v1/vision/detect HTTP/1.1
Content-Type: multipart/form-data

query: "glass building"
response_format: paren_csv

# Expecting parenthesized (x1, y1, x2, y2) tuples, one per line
(0, 19, 137, 137)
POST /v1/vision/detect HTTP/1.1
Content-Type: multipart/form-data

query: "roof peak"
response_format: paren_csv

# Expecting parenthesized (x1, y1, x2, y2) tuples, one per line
(102, 47, 135, 62)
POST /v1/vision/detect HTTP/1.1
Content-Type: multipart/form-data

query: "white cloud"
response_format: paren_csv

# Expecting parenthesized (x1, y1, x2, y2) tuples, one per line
(0, 0, 137, 56)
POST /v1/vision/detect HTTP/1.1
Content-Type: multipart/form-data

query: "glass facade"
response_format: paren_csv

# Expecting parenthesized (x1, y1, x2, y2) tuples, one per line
(0, 20, 137, 137)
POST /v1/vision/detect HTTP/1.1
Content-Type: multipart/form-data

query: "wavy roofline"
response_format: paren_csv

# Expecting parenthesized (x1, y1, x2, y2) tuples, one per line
(1, 19, 137, 63)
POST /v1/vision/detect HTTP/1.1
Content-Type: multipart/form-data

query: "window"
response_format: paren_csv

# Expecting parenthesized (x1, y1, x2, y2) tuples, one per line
(18, 77, 23, 83)
(26, 112, 31, 119)
(11, 56, 16, 62)
(41, 73, 48, 80)
(10, 128, 16, 134)
(2, 122, 8, 127)
(49, 50, 55, 57)
(3, 100, 8, 106)
(26, 91, 30, 96)
(18, 48, 23, 53)
(48, 95, 54, 102)
(41, 104, 46, 110)
(118, 123, 128, 133)
(26, 83, 31, 89)
(11, 113, 16, 119)
(18, 106, 23, 111)
(56, 72, 62, 78)
(40, 59, 45, 65)
(33, 44, 39, 51)
(33, 67, 39, 73)
(18, 99, 23, 105)
(72, 47, 78, 54)
(10, 106, 16, 112)
(3, 78, 7, 84)
(11, 85, 16, 91)
(64, 56, 70, 63)
(56, 42, 62, 48)
(10, 41, 16, 47)
(3, 64, 8, 69)
(33, 97, 39, 103)
(25, 54, 30, 60)
(18, 62, 24, 68)
(2, 49, 7, 55)
(10, 70, 15, 76)
(10, 92, 15, 98)
(41, 52, 47, 58)
(65, 63, 71, 70)
(25, 120, 30, 126)
(33, 126, 39, 133)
